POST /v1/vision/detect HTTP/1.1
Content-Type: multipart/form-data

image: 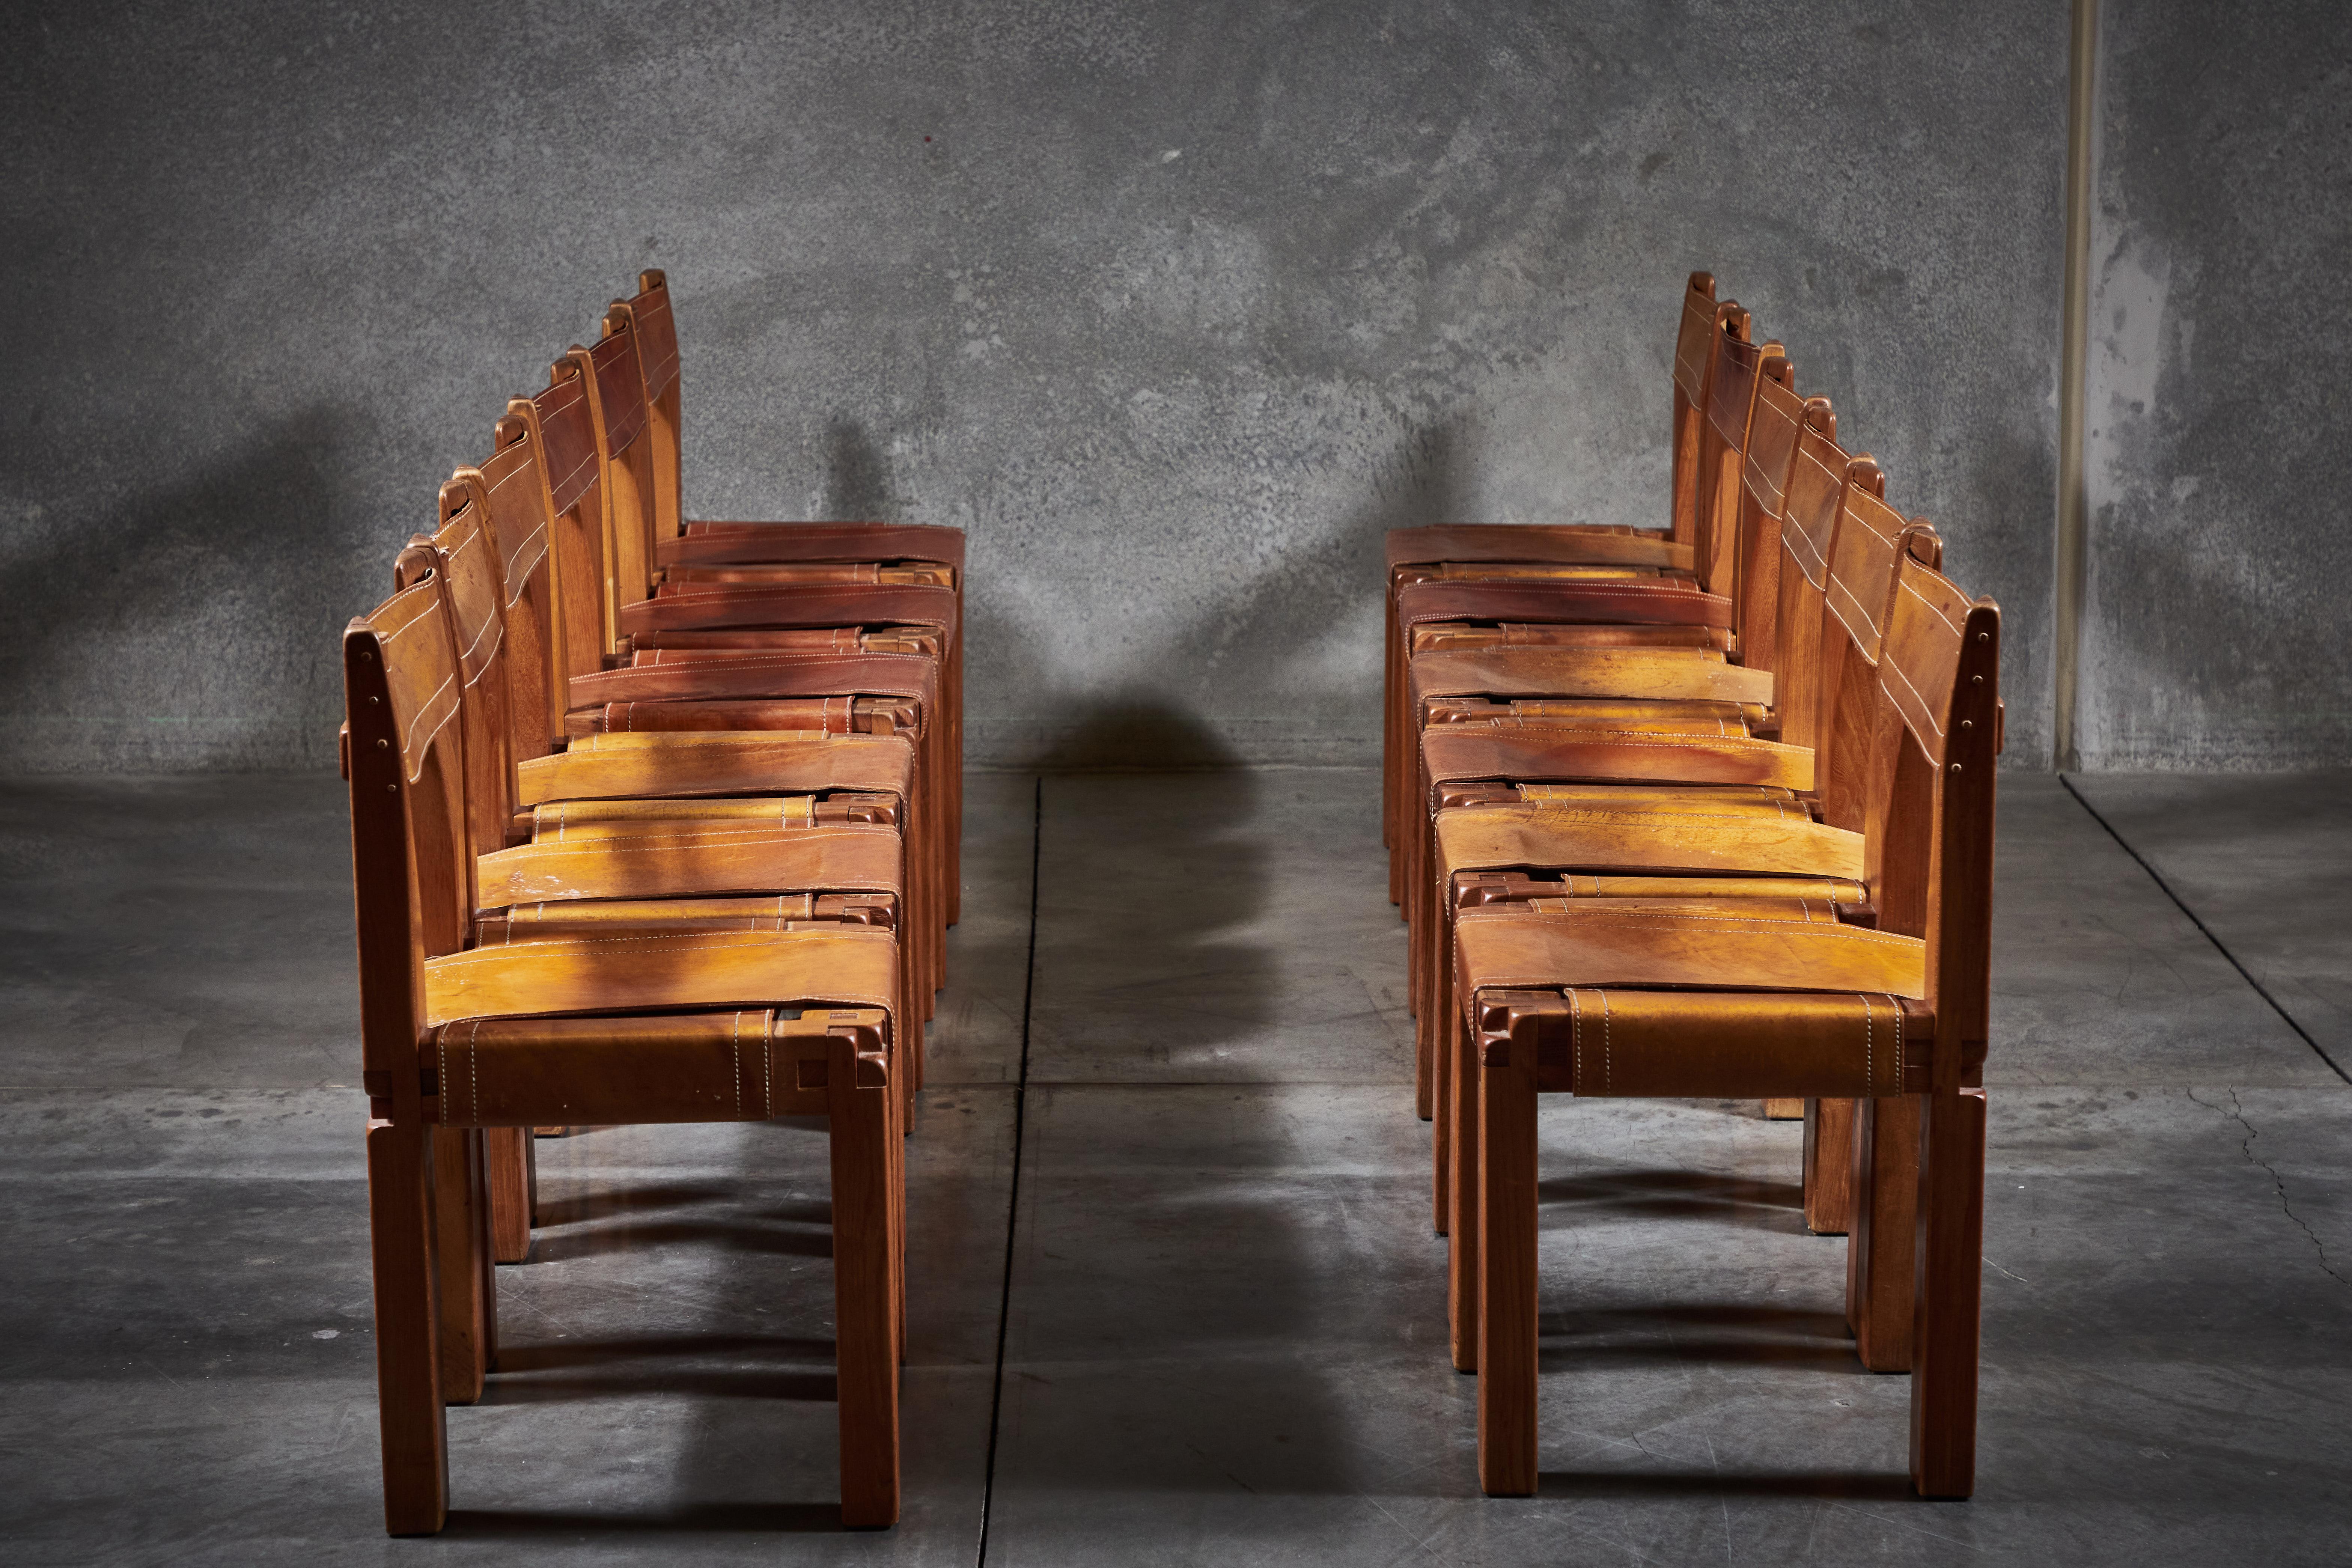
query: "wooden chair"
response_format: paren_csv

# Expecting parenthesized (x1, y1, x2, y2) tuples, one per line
(1403, 392, 1870, 1083)
(435, 415, 937, 1262)
(599, 277, 968, 920)
(400, 488, 926, 1092)
(1450, 549, 1997, 1499)
(482, 371, 949, 1018)
(1421, 476, 1948, 1303)
(344, 568, 905, 1533)
(1394, 315, 1803, 1121)
(1381, 271, 1729, 857)
(557, 311, 965, 932)
(1385, 299, 1770, 911)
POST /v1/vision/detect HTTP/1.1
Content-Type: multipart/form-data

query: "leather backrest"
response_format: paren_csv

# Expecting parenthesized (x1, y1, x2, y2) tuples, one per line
(499, 398, 614, 702)
(1882, 554, 1979, 770)
(588, 324, 649, 459)
(627, 273, 681, 403)
(372, 579, 464, 793)
(532, 366, 601, 518)
(452, 438, 560, 760)
(397, 500, 519, 861)
(574, 311, 658, 611)
(1668, 274, 1730, 546)
(1769, 414, 1852, 755)
(1693, 309, 1766, 599)
(343, 575, 473, 1094)
(617, 273, 685, 541)
(1817, 474, 1912, 832)
(1670, 272, 1719, 405)
(1733, 356, 1809, 674)
(1864, 553, 2000, 1045)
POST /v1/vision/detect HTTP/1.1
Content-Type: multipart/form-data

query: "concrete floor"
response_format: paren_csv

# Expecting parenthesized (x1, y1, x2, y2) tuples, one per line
(2, 768, 2348, 1565)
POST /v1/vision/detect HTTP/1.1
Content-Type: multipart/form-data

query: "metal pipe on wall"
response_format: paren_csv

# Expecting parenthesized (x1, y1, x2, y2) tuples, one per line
(2052, 0, 2100, 771)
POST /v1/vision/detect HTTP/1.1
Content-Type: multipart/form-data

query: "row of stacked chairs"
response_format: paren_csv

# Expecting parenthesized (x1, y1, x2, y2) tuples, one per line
(1386, 271, 2000, 1499)
(342, 272, 959, 1532)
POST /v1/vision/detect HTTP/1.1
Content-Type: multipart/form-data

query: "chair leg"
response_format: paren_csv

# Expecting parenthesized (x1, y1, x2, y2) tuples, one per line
(1412, 831, 1436, 1122)
(432, 1126, 494, 1402)
(1447, 1002, 1480, 1373)
(1476, 1015, 1539, 1496)
(891, 1068, 908, 1366)
(1911, 1088, 1986, 1498)
(367, 1119, 448, 1536)
(1804, 1098, 1857, 1235)
(1432, 987, 1452, 1233)
(1415, 1026, 1435, 1122)
(828, 1039, 902, 1529)
(486, 1127, 533, 1263)
(1847, 1094, 1919, 1371)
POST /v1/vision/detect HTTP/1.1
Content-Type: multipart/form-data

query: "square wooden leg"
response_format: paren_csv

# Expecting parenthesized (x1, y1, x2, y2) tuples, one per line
(367, 1120, 448, 1536)
(486, 1127, 533, 1264)
(1803, 1098, 1857, 1235)
(1447, 1000, 1480, 1372)
(1848, 1095, 1920, 1372)
(1911, 1088, 1986, 1498)
(1476, 1013, 1539, 1496)
(432, 1125, 493, 1403)
(1432, 981, 1452, 1232)
(827, 1037, 901, 1529)
(891, 1066, 908, 1365)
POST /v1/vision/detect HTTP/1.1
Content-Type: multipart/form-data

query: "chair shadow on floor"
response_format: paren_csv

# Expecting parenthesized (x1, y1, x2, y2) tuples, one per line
(1535, 1469, 1914, 1502)
(965, 703, 1385, 1503)
(471, 1120, 881, 1529)
(441, 1502, 844, 1535)
(1537, 1302, 1864, 1375)
(1538, 1166, 1805, 1221)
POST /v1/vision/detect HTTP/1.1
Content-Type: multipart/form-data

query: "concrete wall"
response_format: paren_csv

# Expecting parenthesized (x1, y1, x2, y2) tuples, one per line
(2079, 0, 2352, 768)
(3, 0, 2070, 771)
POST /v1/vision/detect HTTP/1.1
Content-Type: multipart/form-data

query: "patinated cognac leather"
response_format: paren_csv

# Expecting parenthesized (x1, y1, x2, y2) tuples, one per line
(1452, 901, 1925, 1003)
(474, 821, 904, 908)
(429, 1009, 891, 1128)
(476, 893, 896, 943)
(404, 493, 942, 1144)
(423, 926, 901, 1029)
(429, 1008, 890, 1128)
(662, 521, 968, 571)
(620, 583, 958, 639)
(515, 731, 915, 806)
(1409, 645, 1769, 706)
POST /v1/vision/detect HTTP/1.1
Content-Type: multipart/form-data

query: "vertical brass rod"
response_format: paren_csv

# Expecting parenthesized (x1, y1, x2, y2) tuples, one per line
(2053, 0, 2100, 770)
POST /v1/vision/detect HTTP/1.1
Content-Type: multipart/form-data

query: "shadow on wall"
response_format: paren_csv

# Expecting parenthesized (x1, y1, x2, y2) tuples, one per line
(970, 418, 1468, 771)
(0, 408, 362, 772)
